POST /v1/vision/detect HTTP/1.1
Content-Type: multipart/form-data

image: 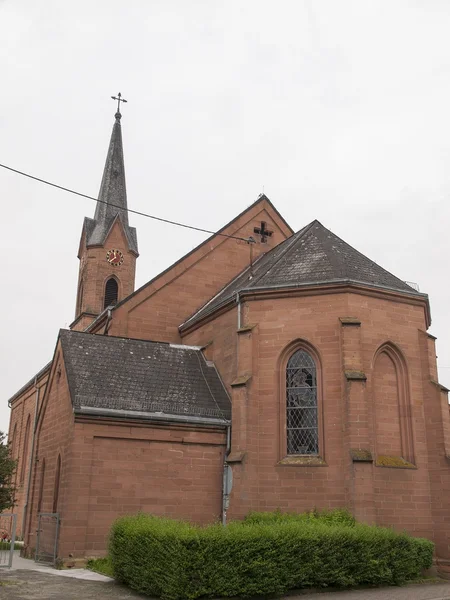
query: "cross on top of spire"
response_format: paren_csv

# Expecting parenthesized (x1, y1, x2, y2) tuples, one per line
(111, 92, 127, 120)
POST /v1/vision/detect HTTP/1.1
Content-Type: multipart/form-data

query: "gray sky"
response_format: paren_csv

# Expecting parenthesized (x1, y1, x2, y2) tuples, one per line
(1, 0, 450, 433)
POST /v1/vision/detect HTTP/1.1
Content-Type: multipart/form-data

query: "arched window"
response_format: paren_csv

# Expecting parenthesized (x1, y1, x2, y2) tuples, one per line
(373, 343, 414, 464)
(286, 349, 318, 455)
(53, 455, 61, 513)
(38, 458, 46, 513)
(20, 416, 31, 483)
(104, 277, 119, 309)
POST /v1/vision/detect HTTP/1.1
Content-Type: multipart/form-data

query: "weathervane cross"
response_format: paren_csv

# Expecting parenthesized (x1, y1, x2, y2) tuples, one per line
(111, 92, 127, 117)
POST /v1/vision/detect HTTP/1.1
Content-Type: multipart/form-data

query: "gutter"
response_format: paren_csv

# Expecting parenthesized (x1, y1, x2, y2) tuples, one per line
(74, 405, 230, 427)
(180, 278, 431, 334)
(236, 292, 241, 329)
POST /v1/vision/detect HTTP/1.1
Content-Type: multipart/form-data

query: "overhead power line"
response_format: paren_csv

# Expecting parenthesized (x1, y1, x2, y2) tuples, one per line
(0, 162, 253, 243)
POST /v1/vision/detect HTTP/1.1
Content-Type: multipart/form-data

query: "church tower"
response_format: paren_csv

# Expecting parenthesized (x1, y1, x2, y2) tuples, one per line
(71, 97, 138, 331)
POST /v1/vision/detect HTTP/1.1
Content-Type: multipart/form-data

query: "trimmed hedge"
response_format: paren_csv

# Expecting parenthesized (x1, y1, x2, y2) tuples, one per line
(244, 507, 356, 527)
(109, 513, 434, 600)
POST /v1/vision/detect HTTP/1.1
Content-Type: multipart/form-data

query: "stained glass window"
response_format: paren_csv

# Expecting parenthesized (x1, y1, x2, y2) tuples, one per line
(286, 349, 318, 455)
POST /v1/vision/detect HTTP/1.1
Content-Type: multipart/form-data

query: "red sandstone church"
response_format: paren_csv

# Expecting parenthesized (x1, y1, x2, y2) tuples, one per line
(6, 107, 450, 569)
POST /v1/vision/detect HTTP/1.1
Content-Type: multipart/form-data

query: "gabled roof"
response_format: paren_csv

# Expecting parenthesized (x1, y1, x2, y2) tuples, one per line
(83, 114, 138, 255)
(108, 193, 293, 313)
(60, 330, 230, 423)
(181, 220, 425, 329)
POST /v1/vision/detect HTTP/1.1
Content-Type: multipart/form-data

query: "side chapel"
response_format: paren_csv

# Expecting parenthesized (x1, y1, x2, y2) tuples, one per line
(6, 105, 450, 570)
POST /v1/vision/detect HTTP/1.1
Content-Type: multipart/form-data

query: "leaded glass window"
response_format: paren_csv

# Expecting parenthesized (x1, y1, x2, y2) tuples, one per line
(286, 349, 318, 455)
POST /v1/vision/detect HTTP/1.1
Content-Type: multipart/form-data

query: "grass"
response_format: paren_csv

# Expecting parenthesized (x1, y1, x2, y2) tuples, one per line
(86, 557, 114, 577)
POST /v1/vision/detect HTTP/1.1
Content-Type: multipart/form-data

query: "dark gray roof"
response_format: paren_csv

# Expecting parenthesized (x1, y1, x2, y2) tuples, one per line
(60, 330, 230, 422)
(84, 116, 138, 254)
(182, 220, 424, 329)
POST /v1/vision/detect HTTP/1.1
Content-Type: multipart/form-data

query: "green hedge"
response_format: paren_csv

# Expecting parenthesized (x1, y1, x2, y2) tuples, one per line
(244, 507, 356, 527)
(109, 513, 433, 600)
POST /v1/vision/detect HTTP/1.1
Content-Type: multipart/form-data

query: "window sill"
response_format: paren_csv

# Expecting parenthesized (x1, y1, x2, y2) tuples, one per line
(278, 455, 327, 467)
(375, 455, 416, 469)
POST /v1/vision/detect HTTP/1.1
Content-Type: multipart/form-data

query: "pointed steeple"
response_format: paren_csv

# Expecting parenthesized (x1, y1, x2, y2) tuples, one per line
(84, 104, 138, 255)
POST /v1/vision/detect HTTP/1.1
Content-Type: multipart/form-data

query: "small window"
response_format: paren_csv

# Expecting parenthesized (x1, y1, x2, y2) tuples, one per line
(104, 278, 118, 309)
(286, 350, 318, 455)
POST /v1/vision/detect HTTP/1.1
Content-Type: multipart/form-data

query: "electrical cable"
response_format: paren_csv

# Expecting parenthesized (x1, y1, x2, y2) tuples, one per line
(0, 162, 254, 243)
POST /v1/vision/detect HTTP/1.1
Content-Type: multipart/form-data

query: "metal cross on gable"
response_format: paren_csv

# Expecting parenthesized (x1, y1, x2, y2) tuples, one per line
(111, 92, 127, 117)
(253, 221, 273, 243)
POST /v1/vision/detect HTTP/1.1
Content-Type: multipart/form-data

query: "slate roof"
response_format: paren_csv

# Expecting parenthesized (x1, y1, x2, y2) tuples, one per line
(181, 220, 424, 329)
(60, 330, 230, 422)
(84, 115, 138, 254)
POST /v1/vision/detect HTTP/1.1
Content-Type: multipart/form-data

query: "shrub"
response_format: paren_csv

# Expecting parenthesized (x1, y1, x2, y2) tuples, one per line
(244, 507, 356, 527)
(109, 513, 434, 600)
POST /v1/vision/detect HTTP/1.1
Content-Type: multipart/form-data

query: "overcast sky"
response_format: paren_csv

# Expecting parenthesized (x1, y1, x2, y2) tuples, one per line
(1, 0, 450, 433)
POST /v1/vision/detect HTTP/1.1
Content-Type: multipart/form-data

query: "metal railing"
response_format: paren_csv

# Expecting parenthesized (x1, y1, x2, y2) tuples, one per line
(35, 513, 60, 565)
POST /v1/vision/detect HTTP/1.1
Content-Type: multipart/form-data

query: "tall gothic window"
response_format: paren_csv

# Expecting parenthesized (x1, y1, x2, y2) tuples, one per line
(53, 455, 61, 513)
(286, 349, 318, 455)
(20, 415, 31, 483)
(104, 277, 119, 309)
(38, 458, 46, 513)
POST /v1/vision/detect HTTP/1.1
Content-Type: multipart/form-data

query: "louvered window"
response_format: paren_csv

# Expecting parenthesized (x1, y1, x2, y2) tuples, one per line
(286, 350, 318, 455)
(104, 278, 118, 309)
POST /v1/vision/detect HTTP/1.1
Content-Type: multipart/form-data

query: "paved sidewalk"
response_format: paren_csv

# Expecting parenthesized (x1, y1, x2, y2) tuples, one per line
(1, 552, 450, 600)
(10, 551, 111, 581)
(292, 582, 450, 599)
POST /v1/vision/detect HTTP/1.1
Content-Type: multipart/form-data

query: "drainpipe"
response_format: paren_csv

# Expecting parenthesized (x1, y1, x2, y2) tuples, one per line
(22, 377, 39, 540)
(103, 308, 112, 335)
(222, 424, 232, 526)
(236, 292, 241, 330)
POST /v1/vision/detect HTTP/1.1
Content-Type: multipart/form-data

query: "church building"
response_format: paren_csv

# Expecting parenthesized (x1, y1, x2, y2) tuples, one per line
(6, 104, 450, 571)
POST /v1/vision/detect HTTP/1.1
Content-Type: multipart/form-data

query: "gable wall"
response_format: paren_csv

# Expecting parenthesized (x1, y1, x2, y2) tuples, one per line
(106, 202, 291, 342)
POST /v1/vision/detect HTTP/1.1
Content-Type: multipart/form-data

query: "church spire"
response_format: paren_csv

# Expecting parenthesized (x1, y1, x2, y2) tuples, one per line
(85, 95, 138, 255)
(73, 95, 139, 329)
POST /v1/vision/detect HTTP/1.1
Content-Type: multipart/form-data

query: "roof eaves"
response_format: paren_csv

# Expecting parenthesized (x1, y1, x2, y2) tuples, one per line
(239, 278, 428, 298)
(7, 361, 52, 406)
(74, 405, 230, 426)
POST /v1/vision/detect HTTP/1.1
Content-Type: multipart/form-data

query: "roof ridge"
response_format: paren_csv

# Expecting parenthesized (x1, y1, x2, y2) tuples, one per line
(61, 328, 204, 350)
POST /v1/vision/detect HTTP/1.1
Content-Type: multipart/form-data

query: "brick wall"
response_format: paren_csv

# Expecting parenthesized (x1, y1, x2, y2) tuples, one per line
(7, 371, 49, 538)
(58, 420, 226, 558)
(25, 348, 75, 554)
(182, 288, 442, 552)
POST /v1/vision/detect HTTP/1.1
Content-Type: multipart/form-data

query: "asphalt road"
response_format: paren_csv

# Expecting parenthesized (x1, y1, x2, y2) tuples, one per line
(1, 568, 450, 600)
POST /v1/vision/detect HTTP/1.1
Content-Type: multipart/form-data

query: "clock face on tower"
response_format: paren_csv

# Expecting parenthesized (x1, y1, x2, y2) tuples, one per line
(106, 249, 124, 267)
